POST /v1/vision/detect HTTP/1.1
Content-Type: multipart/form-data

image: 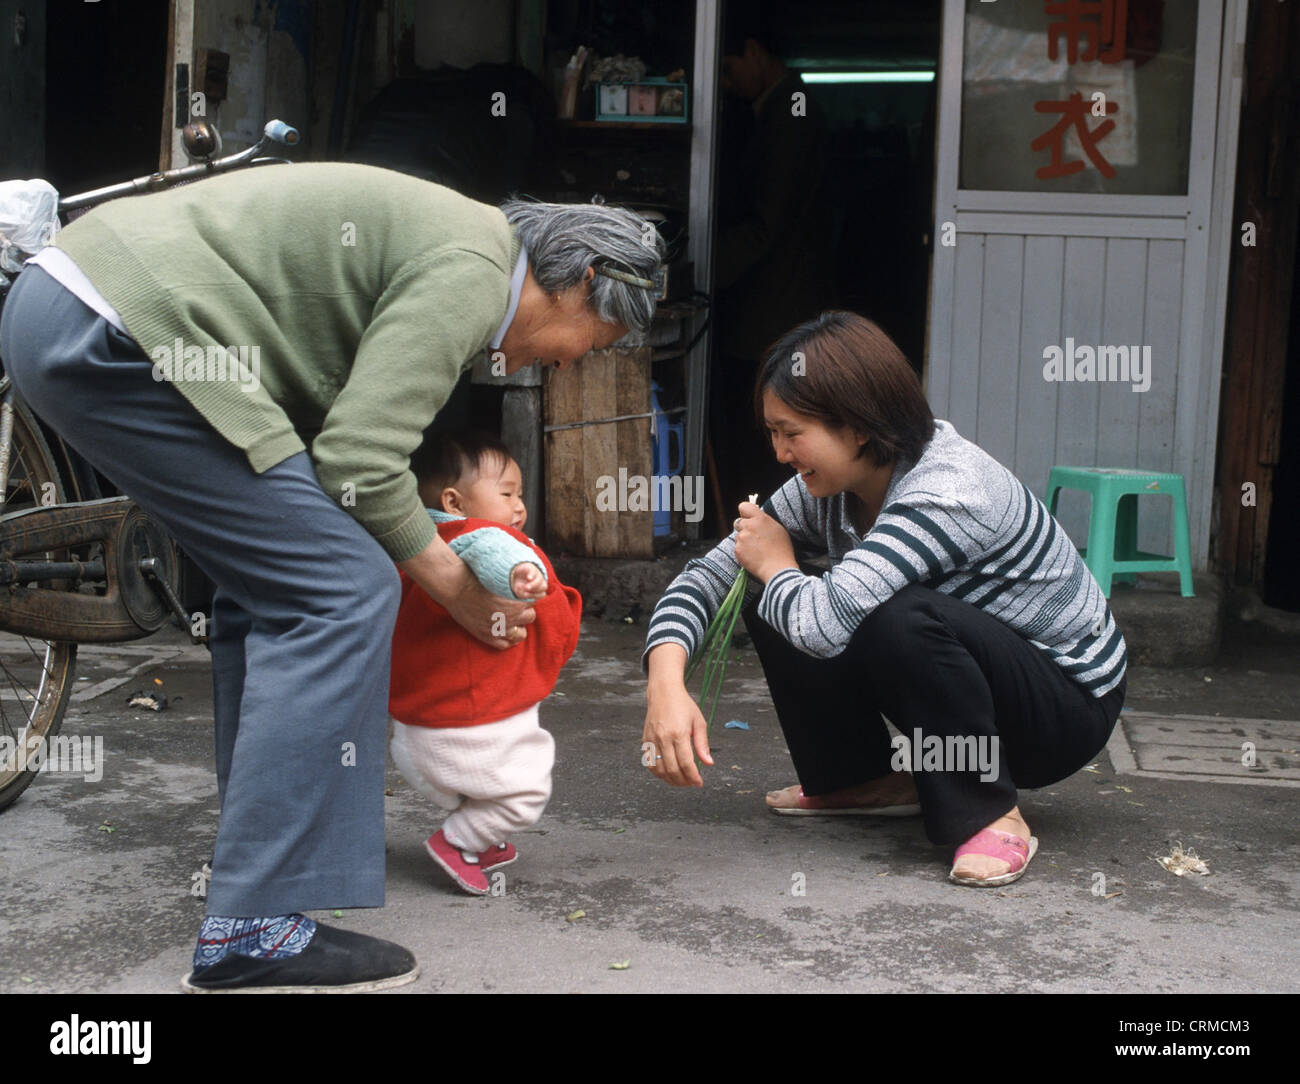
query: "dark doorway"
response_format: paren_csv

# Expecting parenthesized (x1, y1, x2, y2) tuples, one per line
(1, 0, 47, 175)
(44, 0, 168, 195)
(1262, 219, 1300, 610)
(708, 0, 941, 518)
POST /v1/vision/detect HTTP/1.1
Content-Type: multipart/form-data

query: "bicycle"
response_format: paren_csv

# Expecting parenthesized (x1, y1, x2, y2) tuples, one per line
(0, 118, 300, 811)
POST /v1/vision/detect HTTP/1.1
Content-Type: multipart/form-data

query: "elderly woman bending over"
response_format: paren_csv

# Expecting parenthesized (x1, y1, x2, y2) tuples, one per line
(1, 164, 664, 991)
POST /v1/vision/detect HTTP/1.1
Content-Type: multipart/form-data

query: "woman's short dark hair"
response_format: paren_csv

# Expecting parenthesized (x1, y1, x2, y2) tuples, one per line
(754, 311, 935, 468)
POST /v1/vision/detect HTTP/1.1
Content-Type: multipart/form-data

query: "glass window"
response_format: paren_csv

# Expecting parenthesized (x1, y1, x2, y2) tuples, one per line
(960, 0, 1198, 194)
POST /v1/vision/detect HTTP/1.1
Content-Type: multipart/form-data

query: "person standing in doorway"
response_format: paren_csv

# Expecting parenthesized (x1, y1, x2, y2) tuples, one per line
(711, 6, 838, 511)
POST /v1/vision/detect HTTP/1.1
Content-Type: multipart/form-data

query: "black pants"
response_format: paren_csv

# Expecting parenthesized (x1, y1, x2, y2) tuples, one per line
(743, 584, 1126, 846)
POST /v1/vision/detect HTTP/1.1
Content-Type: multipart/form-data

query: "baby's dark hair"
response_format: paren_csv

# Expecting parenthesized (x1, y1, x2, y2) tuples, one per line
(410, 428, 514, 496)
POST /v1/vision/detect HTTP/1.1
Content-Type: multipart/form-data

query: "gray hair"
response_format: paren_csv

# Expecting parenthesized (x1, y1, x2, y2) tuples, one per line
(500, 197, 666, 340)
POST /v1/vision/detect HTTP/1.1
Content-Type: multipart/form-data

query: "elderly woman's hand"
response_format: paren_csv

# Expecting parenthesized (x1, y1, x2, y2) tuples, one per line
(733, 501, 797, 583)
(399, 536, 535, 649)
(643, 644, 714, 787)
(441, 563, 537, 648)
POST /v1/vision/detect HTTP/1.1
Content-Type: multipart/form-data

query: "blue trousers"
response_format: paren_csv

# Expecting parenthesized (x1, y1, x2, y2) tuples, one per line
(1, 266, 401, 915)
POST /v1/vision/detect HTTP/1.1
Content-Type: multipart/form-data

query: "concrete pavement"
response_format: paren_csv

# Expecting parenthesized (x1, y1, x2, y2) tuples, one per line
(0, 608, 1295, 994)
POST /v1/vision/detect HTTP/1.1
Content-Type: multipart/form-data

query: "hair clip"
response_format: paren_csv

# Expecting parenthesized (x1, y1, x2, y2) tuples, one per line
(593, 263, 655, 289)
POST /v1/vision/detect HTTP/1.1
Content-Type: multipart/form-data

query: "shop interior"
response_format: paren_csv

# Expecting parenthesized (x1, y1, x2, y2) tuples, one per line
(5, 0, 1295, 607)
(331, 0, 943, 542)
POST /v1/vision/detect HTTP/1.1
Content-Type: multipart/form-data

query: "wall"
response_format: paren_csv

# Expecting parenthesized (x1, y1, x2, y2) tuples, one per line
(191, 0, 312, 152)
(0, 0, 45, 175)
(413, 0, 513, 69)
(931, 233, 1183, 557)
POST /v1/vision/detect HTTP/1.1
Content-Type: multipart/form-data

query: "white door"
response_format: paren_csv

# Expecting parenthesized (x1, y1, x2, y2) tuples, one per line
(927, 0, 1244, 569)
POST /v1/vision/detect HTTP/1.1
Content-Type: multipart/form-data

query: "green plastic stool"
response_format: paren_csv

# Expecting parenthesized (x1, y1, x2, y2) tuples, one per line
(1045, 467, 1194, 598)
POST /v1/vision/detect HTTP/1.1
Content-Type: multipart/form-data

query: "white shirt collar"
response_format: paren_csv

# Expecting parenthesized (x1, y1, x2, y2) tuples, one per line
(489, 245, 529, 351)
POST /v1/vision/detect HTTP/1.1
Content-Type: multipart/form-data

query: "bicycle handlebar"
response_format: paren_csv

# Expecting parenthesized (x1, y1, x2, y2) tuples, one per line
(263, 120, 300, 146)
(57, 120, 300, 213)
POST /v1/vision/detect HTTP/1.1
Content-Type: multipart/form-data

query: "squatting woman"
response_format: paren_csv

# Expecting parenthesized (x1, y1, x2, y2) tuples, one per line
(642, 311, 1126, 886)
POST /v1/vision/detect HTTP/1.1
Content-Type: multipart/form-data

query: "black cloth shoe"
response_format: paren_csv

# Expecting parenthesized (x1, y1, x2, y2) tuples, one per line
(181, 922, 419, 993)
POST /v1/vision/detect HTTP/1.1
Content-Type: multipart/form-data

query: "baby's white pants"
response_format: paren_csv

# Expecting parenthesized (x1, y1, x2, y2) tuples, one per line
(389, 704, 554, 853)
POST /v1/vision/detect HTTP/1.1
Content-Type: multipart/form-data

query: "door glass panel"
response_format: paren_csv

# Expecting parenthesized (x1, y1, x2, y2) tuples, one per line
(960, 0, 1198, 194)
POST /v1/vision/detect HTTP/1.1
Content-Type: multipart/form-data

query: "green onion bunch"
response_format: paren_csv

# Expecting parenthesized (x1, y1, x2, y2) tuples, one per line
(684, 495, 758, 731)
(684, 568, 748, 731)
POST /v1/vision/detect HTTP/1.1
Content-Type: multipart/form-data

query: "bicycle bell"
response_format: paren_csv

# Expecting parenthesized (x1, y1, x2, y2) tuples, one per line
(182, 120, 222, 162)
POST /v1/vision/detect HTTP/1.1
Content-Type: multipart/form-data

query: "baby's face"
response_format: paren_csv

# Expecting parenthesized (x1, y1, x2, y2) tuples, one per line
(458, 457, 527, 531)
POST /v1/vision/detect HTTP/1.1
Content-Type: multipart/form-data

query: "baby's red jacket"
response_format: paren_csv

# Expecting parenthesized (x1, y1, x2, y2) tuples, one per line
(389, 517, 582, 727)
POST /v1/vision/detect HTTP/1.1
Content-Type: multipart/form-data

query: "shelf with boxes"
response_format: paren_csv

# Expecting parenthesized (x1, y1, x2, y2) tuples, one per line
(593, 77, 689, 124)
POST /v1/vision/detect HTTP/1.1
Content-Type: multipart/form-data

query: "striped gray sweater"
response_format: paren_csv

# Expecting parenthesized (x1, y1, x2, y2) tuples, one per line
(645, 419, 1127, 697)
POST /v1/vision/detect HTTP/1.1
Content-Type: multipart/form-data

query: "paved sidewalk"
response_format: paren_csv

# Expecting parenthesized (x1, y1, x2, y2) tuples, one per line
(0, 616, 1295, 993)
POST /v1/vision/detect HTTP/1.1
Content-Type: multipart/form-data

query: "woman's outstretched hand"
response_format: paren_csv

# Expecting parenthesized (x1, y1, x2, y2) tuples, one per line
(733, 500, 797, 583)
(643, 643, 714, 786)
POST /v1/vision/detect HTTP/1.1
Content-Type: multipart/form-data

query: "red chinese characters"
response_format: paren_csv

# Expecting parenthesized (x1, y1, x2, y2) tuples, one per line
(1033, 0, 1129, 180)
(1046, 0, 1129, 64)
(1031, 92, 1118, 179)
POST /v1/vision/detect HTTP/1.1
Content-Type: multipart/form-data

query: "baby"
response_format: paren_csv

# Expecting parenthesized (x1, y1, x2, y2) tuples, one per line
(388, 429, 581, 894)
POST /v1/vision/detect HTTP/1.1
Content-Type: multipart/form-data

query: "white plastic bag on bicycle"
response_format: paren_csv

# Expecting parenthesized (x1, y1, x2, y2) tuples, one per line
(0, 179, 60, 273)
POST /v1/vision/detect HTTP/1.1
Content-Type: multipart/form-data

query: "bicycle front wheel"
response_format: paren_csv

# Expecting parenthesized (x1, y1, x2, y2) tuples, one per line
(0, 380, 77, 812)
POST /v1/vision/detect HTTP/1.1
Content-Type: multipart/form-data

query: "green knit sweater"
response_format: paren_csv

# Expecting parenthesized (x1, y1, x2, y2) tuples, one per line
(54, 162, 521, 562)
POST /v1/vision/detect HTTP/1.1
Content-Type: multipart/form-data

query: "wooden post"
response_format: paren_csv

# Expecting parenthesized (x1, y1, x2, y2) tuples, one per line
(1216, 0, 1300, 589)
(470, 353, 544, 541)
(502, 385, 543, 542)
(544, 347, 654, 558)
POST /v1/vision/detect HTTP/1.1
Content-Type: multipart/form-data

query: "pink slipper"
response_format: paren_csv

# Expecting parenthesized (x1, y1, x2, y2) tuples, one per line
(949, 828, 1039, 887)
